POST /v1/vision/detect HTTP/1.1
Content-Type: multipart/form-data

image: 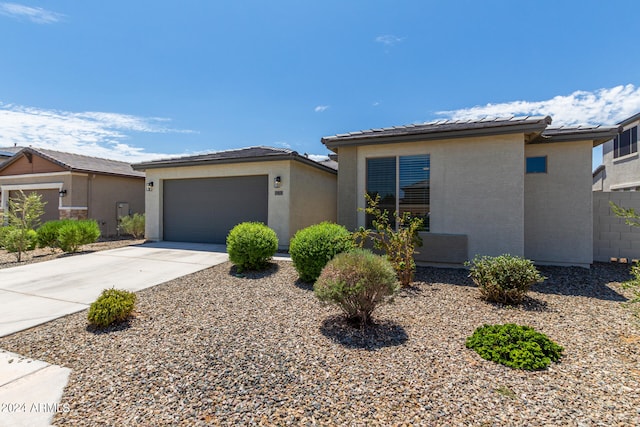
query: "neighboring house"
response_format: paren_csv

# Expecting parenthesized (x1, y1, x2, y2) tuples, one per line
(132, 146, 337, 247)
(0, 147, 145, 236)
(593, 112, 640, 191)
(0, 150, 14, 165)
(322, 116, 620, 267)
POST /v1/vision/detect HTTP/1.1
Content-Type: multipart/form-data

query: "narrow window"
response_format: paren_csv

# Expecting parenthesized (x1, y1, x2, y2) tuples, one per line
(526, 156, 547, 174)
(613, 126, 639, 158)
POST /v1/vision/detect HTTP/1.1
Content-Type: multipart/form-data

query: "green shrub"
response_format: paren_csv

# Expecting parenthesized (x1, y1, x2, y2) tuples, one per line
(0, 226, 13, 249)
(466, 254, 544, 304)
(2, 227, 38, 258)
(466, 323, 563, 370)
(226, 222, 278, 272)
(118, 213, 145, 239)
(36, 220, 66, 249)
(314, 249, 399, 326)
(87, 288, 137, 327)
(57, 220, 101, 253)
(289, 222, 354, 283)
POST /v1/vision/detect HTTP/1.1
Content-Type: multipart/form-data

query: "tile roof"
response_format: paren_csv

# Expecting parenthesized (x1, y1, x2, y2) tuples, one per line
(322, 116, 553, 147)
(132, 146, 337, 173)
(0, 146, 144, 178)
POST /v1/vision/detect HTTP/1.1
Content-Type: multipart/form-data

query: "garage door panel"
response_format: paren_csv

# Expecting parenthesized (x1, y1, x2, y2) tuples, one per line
(163, 175, 268, 243)
(9, 189, 59, 223)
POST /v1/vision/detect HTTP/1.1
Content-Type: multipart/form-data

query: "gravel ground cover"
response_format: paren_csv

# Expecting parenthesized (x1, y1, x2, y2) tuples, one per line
(1, 260, 639, 426)
(0, 238, 145, 270)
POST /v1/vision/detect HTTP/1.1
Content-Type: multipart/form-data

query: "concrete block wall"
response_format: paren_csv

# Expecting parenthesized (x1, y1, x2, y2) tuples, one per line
(593, 192, 640, 262)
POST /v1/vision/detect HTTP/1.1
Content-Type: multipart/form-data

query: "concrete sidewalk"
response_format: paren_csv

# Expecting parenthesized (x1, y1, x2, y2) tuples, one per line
(0, 241, 229, 427)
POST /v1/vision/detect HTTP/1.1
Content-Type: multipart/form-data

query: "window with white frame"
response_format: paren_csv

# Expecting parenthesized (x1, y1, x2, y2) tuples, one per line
(365, 154, 430, 230)
(613, 126, 638, 158)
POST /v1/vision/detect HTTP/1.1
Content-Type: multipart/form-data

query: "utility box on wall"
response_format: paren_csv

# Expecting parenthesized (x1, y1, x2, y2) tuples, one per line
(116, 202, 130, 220)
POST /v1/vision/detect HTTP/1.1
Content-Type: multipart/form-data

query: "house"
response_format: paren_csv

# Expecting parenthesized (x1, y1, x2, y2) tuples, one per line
(0, 147, 145, 236)
(322, 116, 620, 267)
(592, 112, 640, 191)
(132, 146, 337, 247)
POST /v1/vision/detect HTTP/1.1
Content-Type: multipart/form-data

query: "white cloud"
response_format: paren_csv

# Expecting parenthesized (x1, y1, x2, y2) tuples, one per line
(307, 154, 329, 162)
(0, 2, 64, 23)
(314, 105, 329, 113)
(0, 102, 195, 162)
(436, 84, 640, 126)
(375, 34, 404, 47)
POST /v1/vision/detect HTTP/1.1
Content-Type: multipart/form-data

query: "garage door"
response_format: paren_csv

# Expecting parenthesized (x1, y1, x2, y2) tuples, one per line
(9, 189, 59, 223)
(163, 175, 268, 243)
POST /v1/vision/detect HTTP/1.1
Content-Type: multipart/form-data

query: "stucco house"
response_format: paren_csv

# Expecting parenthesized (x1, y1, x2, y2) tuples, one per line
(132, 146, 337, 247)
(322, 116, 619, 267)
(593, 112, 640, 191)
(0, 146, 145, 236)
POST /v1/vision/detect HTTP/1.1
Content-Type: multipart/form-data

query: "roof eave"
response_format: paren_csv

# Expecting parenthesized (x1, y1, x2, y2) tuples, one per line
(133, 153, 337, 175)
(536, 126, 622, 147)
(321, 121, 551, 150)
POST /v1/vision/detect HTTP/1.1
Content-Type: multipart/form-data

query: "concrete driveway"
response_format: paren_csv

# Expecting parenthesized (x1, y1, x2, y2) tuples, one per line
(0, 241, 229, 427)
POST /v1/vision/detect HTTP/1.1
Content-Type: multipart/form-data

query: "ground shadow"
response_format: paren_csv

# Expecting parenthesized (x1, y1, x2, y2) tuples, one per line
(228, 262, 280, 280)
(320, 315, 408, 350)
(293, 278, 314, 291)
(86, 318, 133, 335)
(483, 295, 550, 312)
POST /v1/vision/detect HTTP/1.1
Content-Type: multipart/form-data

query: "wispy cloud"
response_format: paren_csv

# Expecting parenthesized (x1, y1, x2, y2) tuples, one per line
(375, 34, 404, 48)
(436, 85, 640, 126)
(314, 105, 329, 113)
(0, 2, 64, 24)
(0, 102, 195, 162)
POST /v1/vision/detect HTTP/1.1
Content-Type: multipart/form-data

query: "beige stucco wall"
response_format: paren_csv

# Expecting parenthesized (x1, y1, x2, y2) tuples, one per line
(289, 161, 337, 240)
(142, 160, 295, 245)
(335, 146, 358, 230)
(524, 141, 593, 267)
(348, 134, 526, 260)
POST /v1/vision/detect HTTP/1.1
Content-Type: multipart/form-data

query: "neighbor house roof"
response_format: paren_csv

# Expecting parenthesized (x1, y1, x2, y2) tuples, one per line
(617, 112, 640, 127)
(0, 146, 145, 178)
(132, 146, 337, 173)
(322, 116, 622, 149)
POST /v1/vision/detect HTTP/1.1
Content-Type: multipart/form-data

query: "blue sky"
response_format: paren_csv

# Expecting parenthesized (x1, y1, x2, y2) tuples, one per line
(1, 1, 640, 169)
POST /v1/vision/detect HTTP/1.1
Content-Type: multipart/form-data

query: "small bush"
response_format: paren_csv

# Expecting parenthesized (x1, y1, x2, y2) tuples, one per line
(289, 222, 355, 283)
(119, 213, 145, 239)
(314, 249, 399, 326)
(87, 288, 137, 327)
(57, 220, 101, 253)
(226, 222, 278, 272)
(466, 323, 564, 370)
(0, 226, 13, 249)
(466, 254, 544, 304)
(36, 220, 66, 249)
(2, 227, 38, 260)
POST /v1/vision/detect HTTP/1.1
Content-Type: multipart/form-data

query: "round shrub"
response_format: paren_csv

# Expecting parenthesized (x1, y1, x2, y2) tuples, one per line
(466, 254, 544, 304)
(226, 222, 278, 272)
(57, 219, 101, 253)
(87, 288, 137, 328)
(289, 222, 355, 283)
(36, 220, 66, 249)
(314, 249, 398, 326)
(2, 227, 38, 252)
(466, 323, 564, 370)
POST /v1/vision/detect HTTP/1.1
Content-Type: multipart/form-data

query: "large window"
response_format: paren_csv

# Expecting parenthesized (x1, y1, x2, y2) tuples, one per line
(613, 126, 638, 158)
(366, 154, 430, 230)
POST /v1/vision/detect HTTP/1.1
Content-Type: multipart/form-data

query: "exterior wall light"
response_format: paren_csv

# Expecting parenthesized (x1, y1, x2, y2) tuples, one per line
(59, 189, 67, 197)
(274, 176, 282, 188)
(147, 181, 154, 192)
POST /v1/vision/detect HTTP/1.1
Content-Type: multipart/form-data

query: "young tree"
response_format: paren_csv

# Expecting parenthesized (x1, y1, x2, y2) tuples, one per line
(2, 191, 45, 261)
(353, 193, 424, 287)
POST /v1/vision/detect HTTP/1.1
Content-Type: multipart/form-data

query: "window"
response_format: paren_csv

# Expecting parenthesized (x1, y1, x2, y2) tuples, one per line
(366, 154, 430, 230)
(613, 126, 638, 158)
(526, 156, 547, 174)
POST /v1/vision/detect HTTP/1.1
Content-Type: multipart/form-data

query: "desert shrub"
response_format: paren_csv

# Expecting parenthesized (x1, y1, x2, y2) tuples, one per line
(119, 213, 145, 239)
(353, 193, 423, 287)
(226, 222, 278, 272)
(36, 220, 66, 249)
(2, 227, 37, 258)
(466, 254, 544, 304)
(466, 323, 564, 370)
(87, 288, 137, 327)
(0, 226, 13, 249)
(57, 219, 101, 253)
(314, 249, 398, 326)
(289, 222, 354, 283)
